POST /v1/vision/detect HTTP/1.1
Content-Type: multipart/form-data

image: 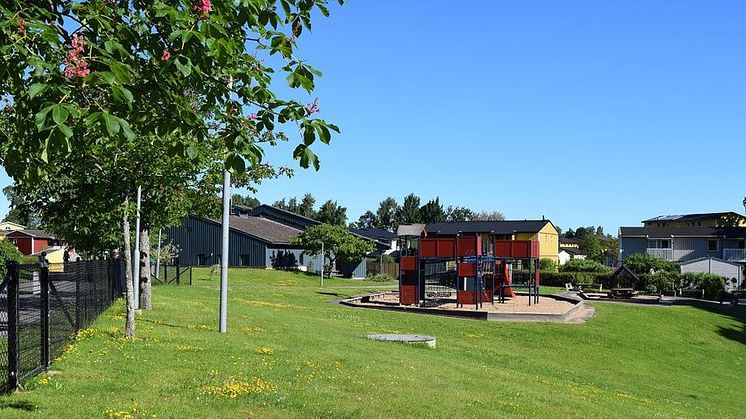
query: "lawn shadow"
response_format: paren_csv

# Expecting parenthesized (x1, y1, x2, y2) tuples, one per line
(317, 291, 345, 297)
(689, 301, 746, 346)
(0, 400, 36, 412)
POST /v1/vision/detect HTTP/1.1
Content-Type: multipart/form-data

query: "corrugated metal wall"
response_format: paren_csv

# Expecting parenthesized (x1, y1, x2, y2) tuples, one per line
(166, 216, 267, 267)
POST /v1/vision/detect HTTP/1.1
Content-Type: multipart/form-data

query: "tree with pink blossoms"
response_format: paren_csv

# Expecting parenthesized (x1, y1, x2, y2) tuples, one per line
(0, 0, 344, 337)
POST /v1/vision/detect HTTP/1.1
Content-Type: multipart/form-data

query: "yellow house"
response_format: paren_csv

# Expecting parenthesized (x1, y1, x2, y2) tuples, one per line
(514, 221, 559, 263)
(0, 221, 26, 239)
(642, 212, 746, 228)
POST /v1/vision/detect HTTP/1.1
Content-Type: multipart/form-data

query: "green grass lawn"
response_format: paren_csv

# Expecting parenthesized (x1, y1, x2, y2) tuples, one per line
(1, 268, 745, 418)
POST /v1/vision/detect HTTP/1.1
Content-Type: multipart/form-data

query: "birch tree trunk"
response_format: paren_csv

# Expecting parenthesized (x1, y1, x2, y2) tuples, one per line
(139, 228, 152, 309)
(122, 201, 135, 338)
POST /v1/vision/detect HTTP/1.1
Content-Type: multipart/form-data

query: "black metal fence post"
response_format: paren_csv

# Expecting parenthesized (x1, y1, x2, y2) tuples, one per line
(176, 262, 181, 285)
(7, 262, 19, 391)
(189, 266, 192, 286)
(75, 267, 81, 331)
(40, 266, 50, 369)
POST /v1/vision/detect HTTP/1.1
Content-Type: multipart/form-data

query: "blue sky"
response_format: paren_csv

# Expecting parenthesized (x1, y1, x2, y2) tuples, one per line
(2, 0, 745, 233)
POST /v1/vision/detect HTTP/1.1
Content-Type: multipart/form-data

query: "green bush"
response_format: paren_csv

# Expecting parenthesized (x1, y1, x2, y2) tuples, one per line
(558, 259, 611, 273)
(0, 239, 23, 278)
(366, 273, 394, 282)
(644, 284, 658, 295)
(380, 253, 396, 264)
(624, 253, 679, 275)
(679, 272, 726, 300)
(539, 258, 558, 273)
(637, 272, 678, 293)
(531, 271, 612, 288)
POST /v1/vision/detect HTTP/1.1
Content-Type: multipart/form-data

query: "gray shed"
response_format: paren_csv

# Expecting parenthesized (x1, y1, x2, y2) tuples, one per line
(678, 257, 743, 291)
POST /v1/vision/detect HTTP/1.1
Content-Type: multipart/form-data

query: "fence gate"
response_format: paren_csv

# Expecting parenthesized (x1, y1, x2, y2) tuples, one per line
(1, 260, 120, 393)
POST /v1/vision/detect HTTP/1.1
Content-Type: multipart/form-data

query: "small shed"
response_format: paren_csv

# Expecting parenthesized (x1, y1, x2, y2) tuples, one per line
(679, 257, 743, 291)
(6, 229, 57, 255)
(610, 264, 641, 290)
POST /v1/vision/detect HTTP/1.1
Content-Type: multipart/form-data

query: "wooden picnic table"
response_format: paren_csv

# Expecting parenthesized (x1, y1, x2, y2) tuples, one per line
(610, 287, 634, 298)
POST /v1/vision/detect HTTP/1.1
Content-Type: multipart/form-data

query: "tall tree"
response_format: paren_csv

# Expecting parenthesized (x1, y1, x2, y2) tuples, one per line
(375, 197, 399, 231)
(293, 224, 374, 273)
(231, 194, 260, 208)
(471, 210, 505, 221)
(446, 205, 474, 222)
(2, 185, 41, 227)
(316, 200, 346, 226)
(420, 197, 446, 223)
(396, 194, 421, 224)
(0, 0, 345, 336)
(298, 193, 317, 219)
(354, 211, 377, 229)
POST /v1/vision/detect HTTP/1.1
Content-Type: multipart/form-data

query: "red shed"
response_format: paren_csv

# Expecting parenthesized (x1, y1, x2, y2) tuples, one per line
(5, 230, 56, 256)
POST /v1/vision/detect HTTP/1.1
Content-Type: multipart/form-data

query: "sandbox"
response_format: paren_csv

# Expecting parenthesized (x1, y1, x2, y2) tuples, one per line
(340, 292, 594, 323)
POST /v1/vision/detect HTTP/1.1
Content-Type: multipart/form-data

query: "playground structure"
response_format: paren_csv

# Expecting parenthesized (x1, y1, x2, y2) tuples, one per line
(397, 225, 542, 309)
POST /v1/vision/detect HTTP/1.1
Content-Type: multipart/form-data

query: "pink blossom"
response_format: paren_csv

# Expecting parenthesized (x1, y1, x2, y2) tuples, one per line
(192, 0, 212, 18)
(63, 34, 90, 79)
(161, 49, 171, 61)
(248, 113, 257, 120)
(306, 98, 320, 115)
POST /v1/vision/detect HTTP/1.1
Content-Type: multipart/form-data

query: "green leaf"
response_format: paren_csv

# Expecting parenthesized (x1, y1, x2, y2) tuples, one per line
(186, 144, 198, 159)
(98, 71, 116, 84)
(117, 117, 135, 140)
(102, 113, 120, 136)
(112, 85, 134, 107)
(52, 105, 69, 125)
(28, 83, 47, 98)
(57, 123, 73, 139)
(226, 153, 246, 173)
(35, 106, 53, 130)
(174, 58, 192, 77)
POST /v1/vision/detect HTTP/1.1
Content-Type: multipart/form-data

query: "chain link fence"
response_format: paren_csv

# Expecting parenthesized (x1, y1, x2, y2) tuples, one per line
(0, 260, 122, 393)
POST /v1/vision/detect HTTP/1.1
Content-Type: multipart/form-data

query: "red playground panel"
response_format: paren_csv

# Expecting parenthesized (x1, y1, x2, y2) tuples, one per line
(493, 240, 540, 258)
(400, 285, 418, 305)
(419, 238, 456, 258)
(457, 289, 492, 305)
(457, 262, 476, 277)
(457, 235, 482, 257)
(400, 256, 417, 271)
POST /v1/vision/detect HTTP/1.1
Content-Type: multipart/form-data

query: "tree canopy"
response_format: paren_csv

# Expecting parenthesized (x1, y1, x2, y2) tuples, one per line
(293, 223, 374, 269)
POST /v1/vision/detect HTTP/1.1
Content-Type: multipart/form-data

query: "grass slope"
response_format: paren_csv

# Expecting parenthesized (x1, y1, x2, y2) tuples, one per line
(1, 268, 744, 418)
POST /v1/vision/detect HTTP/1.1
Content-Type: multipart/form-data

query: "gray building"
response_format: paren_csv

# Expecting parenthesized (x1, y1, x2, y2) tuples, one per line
(679, 257, 743, 291)
(619, 212, 746, 284)
(166, 205, 379, 278)
(167, 215, 317, 268)
(619, 226, 746, 265)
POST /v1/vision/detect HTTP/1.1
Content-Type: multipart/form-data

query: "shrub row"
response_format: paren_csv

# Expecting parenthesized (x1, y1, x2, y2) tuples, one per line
(532, 270, 730, 299)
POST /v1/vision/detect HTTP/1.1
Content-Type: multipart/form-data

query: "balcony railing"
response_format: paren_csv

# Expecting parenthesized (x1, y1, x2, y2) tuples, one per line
(723, 248, 746, 262)
(646, 248, 673, 260)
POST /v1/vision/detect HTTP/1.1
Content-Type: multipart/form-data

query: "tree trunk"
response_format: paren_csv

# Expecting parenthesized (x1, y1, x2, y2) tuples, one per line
(139, 228, 152, 309)
(122, 201, 135, 338)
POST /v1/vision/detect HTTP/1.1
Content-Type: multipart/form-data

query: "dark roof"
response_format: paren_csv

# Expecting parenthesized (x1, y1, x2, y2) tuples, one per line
(619, 226, 746, 238)
(425, 220, 552, 235)
(643, 212, 745, 223)
(559, 246, 585, 255)
(560, 237, 581, 244)
(228, 216, 302, 245)
(6, 229, 55, 239)
(349, 228, 395, 242)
